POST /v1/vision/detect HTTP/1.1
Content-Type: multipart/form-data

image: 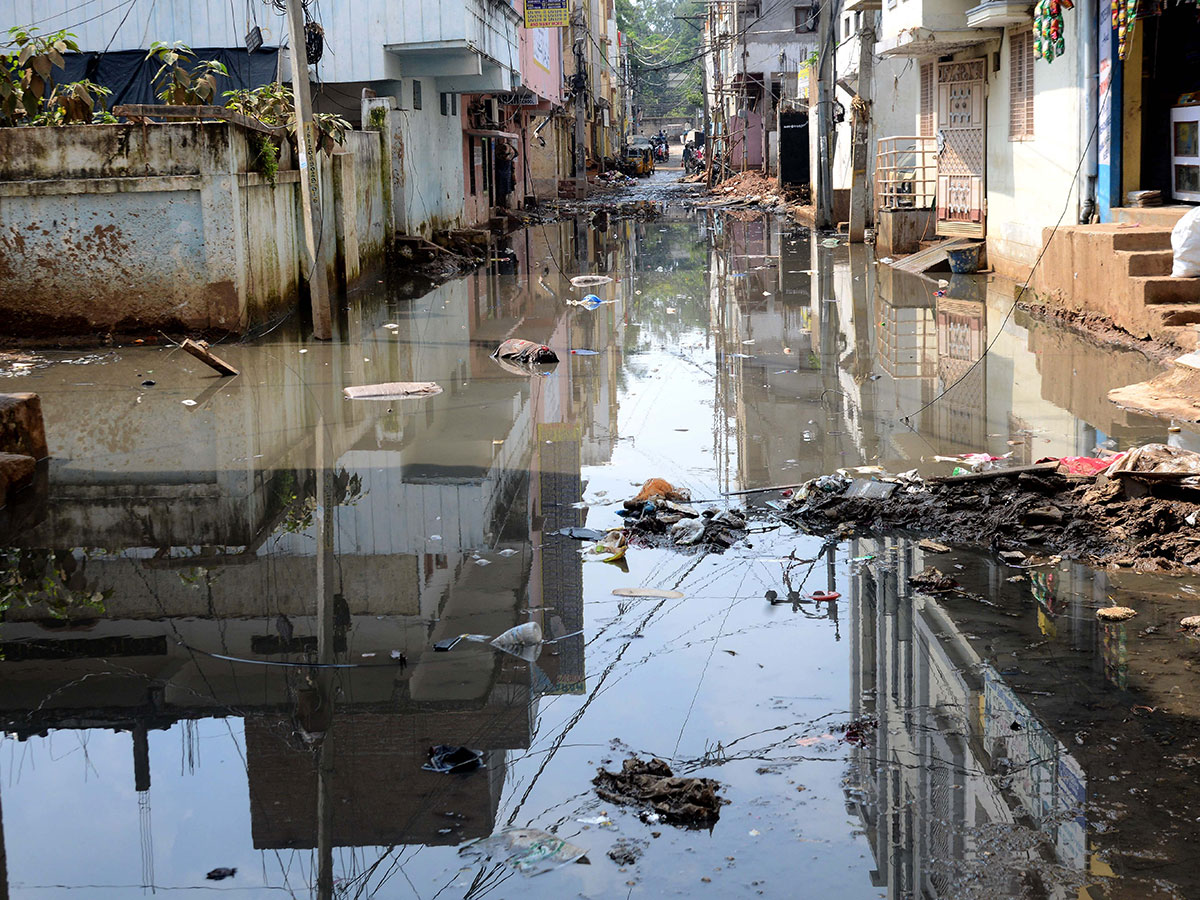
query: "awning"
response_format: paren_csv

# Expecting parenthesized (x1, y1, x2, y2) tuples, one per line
(465, 129, 520, 139)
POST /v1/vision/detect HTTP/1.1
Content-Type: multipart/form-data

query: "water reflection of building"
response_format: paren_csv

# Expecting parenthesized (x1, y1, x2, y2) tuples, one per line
(847, 538, 1090, 899)
(0, 218, 626, 876)
(843, 259, 1166, 470)
(846, 538, 1200, 899)
(710, 215, 862, 490)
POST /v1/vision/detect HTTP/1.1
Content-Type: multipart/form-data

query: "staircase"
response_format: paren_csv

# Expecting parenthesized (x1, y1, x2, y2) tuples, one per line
(1033, 220, 1200, 346)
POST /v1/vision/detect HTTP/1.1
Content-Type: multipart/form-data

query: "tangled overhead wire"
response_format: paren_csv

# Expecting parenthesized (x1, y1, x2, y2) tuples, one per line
(305, 20, 324, 64)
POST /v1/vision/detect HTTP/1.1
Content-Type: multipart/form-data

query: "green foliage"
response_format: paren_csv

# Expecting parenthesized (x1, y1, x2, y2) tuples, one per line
(34, 79, 113, 125)
(223, 82, 350, 156)
(615, 0, 704, 122)
(249, 132, 279, 184)
(223, 80, 291, 123)
(147, 41, 228, 105)
(0, 549, 110, 619)
(0, 26, 112, 126)
(368, 105, 387, 131)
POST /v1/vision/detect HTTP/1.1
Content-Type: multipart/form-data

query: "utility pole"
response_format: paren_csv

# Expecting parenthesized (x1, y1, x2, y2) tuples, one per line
(571, 15, 587, 201)
(284, 0, 332, 340)
(848, 10, 875, 242)
(814, 0, 834, 229)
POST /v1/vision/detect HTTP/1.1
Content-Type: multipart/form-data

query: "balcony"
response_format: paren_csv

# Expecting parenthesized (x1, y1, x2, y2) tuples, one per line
(877, 0, 1001, 57)
(384, 0, 522, 92)
(875, 136, 936, 211)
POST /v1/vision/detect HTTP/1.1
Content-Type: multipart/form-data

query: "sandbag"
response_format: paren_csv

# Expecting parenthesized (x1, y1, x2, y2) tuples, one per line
(1172, 206, 1200, 278)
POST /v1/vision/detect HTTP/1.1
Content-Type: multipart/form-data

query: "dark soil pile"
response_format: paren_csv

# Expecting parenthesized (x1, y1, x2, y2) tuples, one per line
(786, 469, 1200, 574)
(593, 757, 727, 828)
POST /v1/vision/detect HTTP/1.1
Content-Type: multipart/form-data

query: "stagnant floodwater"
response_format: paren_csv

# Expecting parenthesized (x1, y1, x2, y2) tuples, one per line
(1, 189, 1199, 899)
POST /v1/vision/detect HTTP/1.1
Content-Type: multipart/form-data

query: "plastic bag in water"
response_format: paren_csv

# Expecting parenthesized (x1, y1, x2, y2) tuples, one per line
(459, 827, 589, 875)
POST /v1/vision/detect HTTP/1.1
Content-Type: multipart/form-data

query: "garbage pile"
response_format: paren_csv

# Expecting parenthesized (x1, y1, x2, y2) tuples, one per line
(778, 445, 1200, 575)
(613, 478, 750, 552)
(592, 757, 727, 828)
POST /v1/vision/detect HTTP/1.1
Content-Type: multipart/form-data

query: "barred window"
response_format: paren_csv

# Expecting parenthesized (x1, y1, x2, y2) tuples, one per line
(919, 62, 934, 137)
(1009, 30, 1034, 140)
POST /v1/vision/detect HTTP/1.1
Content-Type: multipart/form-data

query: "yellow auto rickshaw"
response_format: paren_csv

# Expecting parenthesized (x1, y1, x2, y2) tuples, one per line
(620, 137, 656, 178)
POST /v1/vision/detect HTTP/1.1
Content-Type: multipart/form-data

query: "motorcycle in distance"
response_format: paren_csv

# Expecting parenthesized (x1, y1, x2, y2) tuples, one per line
(683, 144, 704, 175)
(652, 137, 669, 163)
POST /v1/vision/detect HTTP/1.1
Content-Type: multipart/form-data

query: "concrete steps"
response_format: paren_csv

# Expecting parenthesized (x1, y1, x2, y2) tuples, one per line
(1111, 229, 1172, 252)
(1155, 305, 1200, 329)
(1120, 249, 1175, 276)
(1033, 221, 1200, 345)
(1141, 276, 1200, 305)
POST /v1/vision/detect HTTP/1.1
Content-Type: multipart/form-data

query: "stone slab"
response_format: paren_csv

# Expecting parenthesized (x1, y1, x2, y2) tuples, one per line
(0, 393, 47, 459)
(0, 451, 36, 504)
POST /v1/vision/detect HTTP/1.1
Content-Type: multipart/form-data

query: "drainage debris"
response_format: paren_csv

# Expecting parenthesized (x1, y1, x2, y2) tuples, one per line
(1096, 606, 1137, 622)
(611, 587, 685, 599)
(492, 339, 559, 365)
(458, 827, 589, 875)
(592, 757, 728, 828)
(181, 338, 239, 376)
(205, 868, 237, 881)
(424, 745, 485, 774)
(607, 837, 647, 866)
(557, 526, 606, 541)
(343, 382, 443, 400)
(608, 479, 751, 552)
(780, 446, 1200, 574)
(570, 275, 614, 288)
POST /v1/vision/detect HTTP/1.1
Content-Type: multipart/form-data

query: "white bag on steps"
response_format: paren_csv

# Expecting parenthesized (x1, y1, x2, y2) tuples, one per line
(1172, 206, 1200, 278)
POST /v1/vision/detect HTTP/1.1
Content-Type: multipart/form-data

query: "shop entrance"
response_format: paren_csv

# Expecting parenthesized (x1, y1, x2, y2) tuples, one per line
(1130, 3, 1200, 203)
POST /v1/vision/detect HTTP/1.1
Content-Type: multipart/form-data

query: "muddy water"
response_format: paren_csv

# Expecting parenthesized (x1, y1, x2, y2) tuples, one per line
(0, 197, 1197, 899)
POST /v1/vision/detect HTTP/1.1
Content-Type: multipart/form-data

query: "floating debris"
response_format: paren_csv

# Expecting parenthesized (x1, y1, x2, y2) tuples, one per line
(343, 382, 442, 400)
(459, 828, 589, 876)
(593, 757, 728, 828)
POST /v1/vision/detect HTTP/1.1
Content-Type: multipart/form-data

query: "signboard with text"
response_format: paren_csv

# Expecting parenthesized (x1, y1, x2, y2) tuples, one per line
(525, 0, 568, 28)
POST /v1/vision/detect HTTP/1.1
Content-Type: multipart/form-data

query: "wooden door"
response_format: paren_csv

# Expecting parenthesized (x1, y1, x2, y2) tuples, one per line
(935, 59, 987, 239)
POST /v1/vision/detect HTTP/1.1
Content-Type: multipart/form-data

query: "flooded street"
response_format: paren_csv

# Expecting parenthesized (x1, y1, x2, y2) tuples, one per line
(2, 183, 1199, 899)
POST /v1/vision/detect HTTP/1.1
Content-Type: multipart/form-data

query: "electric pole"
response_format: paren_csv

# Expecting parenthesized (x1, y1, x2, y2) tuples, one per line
(848, 10, 875, 242)
(284, 0, 332, 339)
(815, 0, 834, 229)
(571, 15, 587, 201)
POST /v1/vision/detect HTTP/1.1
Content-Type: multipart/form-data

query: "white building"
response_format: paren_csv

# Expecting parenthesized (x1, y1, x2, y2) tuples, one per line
(870, 0, 1093, 277)
(7, 0, 523, 236)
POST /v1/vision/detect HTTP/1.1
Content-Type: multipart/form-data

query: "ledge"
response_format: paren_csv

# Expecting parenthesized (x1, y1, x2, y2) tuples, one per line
(965, 0, 1032, 28)
(877, 27, 1001, 56)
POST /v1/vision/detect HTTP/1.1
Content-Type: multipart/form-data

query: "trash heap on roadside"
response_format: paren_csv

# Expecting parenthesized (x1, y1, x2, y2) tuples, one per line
(776, 444, 1200, 574)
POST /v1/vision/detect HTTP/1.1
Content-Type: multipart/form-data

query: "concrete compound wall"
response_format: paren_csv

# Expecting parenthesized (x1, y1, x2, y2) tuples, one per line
(0, 121, 387, 336)
(981, 25, 1084, 280)
(363, 82, 467, 238)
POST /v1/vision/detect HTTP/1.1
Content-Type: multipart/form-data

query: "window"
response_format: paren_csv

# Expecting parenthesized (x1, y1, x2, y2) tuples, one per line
(794, 4, 815, 32)
(451, 93, 458, 115)
(412, 79, 423, 111)
(468, 137, 477, 195)
(1009, 30, 1034, 140)
(440, 92, 448, 116)
(919, 61, 934, 137)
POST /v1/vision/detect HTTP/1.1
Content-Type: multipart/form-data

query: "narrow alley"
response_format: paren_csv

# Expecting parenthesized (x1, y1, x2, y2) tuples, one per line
(0, 184, 1196, 898)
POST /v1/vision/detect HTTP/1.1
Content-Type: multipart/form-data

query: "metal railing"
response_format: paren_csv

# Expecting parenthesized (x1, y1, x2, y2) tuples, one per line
(875, 136, 937, 210)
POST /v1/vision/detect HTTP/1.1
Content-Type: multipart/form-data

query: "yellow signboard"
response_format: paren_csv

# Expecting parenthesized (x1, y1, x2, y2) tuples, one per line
(524, 0, 568, 27)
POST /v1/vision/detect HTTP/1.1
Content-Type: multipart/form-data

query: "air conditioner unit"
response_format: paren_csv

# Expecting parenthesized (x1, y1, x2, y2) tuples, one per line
(486, 98, 499, 127)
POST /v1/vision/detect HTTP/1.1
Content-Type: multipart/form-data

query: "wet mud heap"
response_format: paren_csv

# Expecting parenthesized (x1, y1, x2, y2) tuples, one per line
(787, 460, 1200, 574)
